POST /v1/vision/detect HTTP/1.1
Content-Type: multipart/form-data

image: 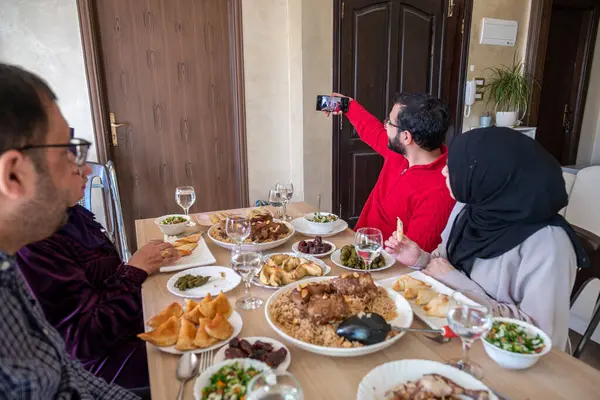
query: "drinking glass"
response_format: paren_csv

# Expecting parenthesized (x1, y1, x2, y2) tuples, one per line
(226, 216, 251, 251)
(247, 370, 303, 400)
(275, 181, 294, 221)
(231, 245, 263, 310)
(354, 227, 383, 270)
(268, 188, 285, 219)
(175, 186, 196, 226)
(446, 290, 493, 379)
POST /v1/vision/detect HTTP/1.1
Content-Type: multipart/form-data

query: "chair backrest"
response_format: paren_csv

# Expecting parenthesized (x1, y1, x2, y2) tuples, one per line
(561, 170, 577, 216)
(565, 166, 600, 236)
(81, 161, 131, 261)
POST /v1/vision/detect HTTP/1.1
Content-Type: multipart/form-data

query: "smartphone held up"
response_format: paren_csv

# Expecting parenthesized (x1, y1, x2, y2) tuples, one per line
(316, 95, 349, 113)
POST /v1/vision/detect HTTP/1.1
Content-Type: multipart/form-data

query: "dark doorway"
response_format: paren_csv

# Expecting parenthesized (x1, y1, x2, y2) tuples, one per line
(332, 0, 471, 227)
(527, 0, 599, 165)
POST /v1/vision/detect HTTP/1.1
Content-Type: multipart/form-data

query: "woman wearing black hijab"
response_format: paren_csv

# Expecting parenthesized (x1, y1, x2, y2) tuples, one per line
(385, 127, 588, 349)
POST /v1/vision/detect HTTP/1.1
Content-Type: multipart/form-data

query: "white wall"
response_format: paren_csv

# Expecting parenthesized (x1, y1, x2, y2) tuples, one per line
(0, 0, 97, 161)
(577, 29, 600, 165)
(242, 0, 333, 210)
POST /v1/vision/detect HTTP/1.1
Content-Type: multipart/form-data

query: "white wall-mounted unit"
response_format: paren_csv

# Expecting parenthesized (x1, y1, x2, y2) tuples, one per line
(480, 18, 518, 46)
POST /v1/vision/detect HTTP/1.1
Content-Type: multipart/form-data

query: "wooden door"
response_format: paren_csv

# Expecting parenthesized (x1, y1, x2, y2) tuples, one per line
(332, 0, 451, 227)
(92, 0, 247, 249)
(534, 0, 599, 165)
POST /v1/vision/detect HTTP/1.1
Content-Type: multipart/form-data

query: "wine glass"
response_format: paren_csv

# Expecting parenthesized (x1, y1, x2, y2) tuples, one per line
(354, 227, 383, 270)
(175, 186, 196, 226)
(268, 188, 285, 219)
(226, 216, 251, 251)
(231, 245, 263, 310)
(247, 370, 303, 400)
(275, 181, 294, 221)
(446, 290, 493, 379)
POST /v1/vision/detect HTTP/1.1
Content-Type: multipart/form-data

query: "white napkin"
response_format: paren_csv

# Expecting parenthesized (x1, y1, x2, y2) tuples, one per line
(159, 236, 217, 273)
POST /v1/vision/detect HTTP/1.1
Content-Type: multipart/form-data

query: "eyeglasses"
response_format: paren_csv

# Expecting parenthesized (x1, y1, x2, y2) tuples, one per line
(384, 117, 401, 129)
(16, 137, 92, 167)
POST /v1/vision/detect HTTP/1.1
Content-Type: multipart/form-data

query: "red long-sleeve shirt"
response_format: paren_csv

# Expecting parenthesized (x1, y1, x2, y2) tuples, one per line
(347, 100, 455, 252)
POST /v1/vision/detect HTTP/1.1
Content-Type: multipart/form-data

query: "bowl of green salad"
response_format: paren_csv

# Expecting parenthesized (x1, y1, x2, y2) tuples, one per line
(194, 358, 270, 400)
(304, 212, 339, 234)
(483, 317, 551, 370)
(154, 214, 190, 236)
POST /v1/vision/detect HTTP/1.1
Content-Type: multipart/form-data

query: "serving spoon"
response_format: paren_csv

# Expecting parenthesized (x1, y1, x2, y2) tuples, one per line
(336, 313, 456, 345)
(176, 352, 199, 400)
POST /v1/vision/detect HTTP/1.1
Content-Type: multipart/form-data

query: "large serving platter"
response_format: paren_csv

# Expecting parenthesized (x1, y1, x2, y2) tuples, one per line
(207, 219, 295, 252)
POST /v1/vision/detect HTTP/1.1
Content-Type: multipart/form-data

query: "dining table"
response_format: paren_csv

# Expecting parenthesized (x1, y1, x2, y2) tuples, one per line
(136, 202, 600, 400)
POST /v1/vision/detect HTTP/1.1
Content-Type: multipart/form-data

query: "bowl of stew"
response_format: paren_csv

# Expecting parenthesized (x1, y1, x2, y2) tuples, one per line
(482, 317, 551, 370)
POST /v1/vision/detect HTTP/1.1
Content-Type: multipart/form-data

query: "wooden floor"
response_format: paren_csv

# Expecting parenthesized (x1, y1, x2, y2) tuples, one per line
(570, 330, 600, 370)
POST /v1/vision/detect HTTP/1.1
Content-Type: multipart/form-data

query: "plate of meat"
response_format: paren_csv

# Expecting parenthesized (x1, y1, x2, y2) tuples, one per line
(265, 273, 413, 357)
(213, 337, 291, 373)
(358, 359, 496, 400)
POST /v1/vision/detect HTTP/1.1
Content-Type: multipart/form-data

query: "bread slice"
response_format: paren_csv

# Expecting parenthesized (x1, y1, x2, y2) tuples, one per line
(175, 318, 198, 351)
(147, 302, 183, 328)
(138, 316, 180, 347)
(174, 233, 202, 246)
(396, 217, 404, 241)
(175, 242, 197, 257)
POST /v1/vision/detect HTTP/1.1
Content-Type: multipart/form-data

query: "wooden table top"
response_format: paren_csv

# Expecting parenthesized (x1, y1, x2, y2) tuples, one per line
(136, 202, 600, 400)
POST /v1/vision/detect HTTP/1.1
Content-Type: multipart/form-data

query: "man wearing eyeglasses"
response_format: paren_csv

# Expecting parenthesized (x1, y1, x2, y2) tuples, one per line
(0, 64, 137, 398)
(327, 92, 455, 253)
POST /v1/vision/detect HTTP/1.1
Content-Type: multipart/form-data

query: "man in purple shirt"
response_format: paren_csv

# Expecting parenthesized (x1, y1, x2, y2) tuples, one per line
(0, 64, 139, 398)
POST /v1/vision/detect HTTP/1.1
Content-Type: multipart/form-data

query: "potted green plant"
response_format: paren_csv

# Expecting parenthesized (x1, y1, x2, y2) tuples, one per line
(484, 61, 539, 127)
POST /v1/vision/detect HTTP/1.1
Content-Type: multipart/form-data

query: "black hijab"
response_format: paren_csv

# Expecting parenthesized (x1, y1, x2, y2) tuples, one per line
(446, 127, 589, 276)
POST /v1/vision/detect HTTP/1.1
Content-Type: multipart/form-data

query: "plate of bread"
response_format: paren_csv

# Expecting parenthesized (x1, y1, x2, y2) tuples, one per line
(138, 292, 242, 354)
(160, 233, 217, 273)
(253, 252, 331, 289)
(378, 271, 458, 330)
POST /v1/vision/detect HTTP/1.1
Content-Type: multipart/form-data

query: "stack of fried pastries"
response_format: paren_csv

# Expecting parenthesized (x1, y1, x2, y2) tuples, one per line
(138, 292, 234, 351)
(392, 275, 451, 318)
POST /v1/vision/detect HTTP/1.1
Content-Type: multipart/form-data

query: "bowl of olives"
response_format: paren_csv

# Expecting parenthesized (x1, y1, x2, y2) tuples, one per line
(330, 245, 394, 272)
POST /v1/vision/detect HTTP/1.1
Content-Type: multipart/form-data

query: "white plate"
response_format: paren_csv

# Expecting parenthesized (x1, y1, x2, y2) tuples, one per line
(290, 217, 348, 237)
(166, 266, 241, 298)
(159, 236, 217, 273)
(145, 310, 243, 355)
(357, 359, 497, 400)
(252, 252, 332, 289)
(213, 336, 291, 373)
(194, 358, 271, 400)
(378, 271, 477, 330)
(291, 239, 336, 258)
(207, 219, 295, 252)
(330, 249, 396, 272)
(265, 276, 413, 357)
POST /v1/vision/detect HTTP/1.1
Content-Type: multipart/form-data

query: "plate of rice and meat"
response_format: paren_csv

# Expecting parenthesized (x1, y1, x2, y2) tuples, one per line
(265, 272, 413, 357)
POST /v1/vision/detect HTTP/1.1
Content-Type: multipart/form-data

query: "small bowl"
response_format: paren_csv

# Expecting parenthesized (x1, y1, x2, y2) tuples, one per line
(304, 212, 339, 234)
(482, 317, 551, 370)
(154, 214, 190, 236)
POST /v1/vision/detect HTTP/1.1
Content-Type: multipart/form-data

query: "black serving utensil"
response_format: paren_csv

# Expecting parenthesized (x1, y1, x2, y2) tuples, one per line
(336, 313, 456, 345)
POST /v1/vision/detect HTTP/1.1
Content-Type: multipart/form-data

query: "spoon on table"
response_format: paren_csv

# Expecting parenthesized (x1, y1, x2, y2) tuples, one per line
(176, 352, 199, 400)
(336, 313, 456, 345)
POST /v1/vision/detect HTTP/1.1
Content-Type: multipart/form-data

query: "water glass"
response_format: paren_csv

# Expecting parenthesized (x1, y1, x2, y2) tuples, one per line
(231, 245, 263, 310)
(226, 216, 251, 251)
(446, 290, 493, 379)
(275, 181, 294, 221)
(175, 186, 196, 226)
(354, 227, 383, 270)
(268, 188, 285, 219)
(247, 370, 303, 400)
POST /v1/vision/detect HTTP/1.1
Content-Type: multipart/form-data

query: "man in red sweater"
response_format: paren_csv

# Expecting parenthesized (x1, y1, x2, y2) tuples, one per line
(331, 92, 455, 252)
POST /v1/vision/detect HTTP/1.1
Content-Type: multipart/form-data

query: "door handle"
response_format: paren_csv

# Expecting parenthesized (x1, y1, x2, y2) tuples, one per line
(109, 112, 128, 146)
(562, 104, 572, 134)
(448, 0, 455, 17)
